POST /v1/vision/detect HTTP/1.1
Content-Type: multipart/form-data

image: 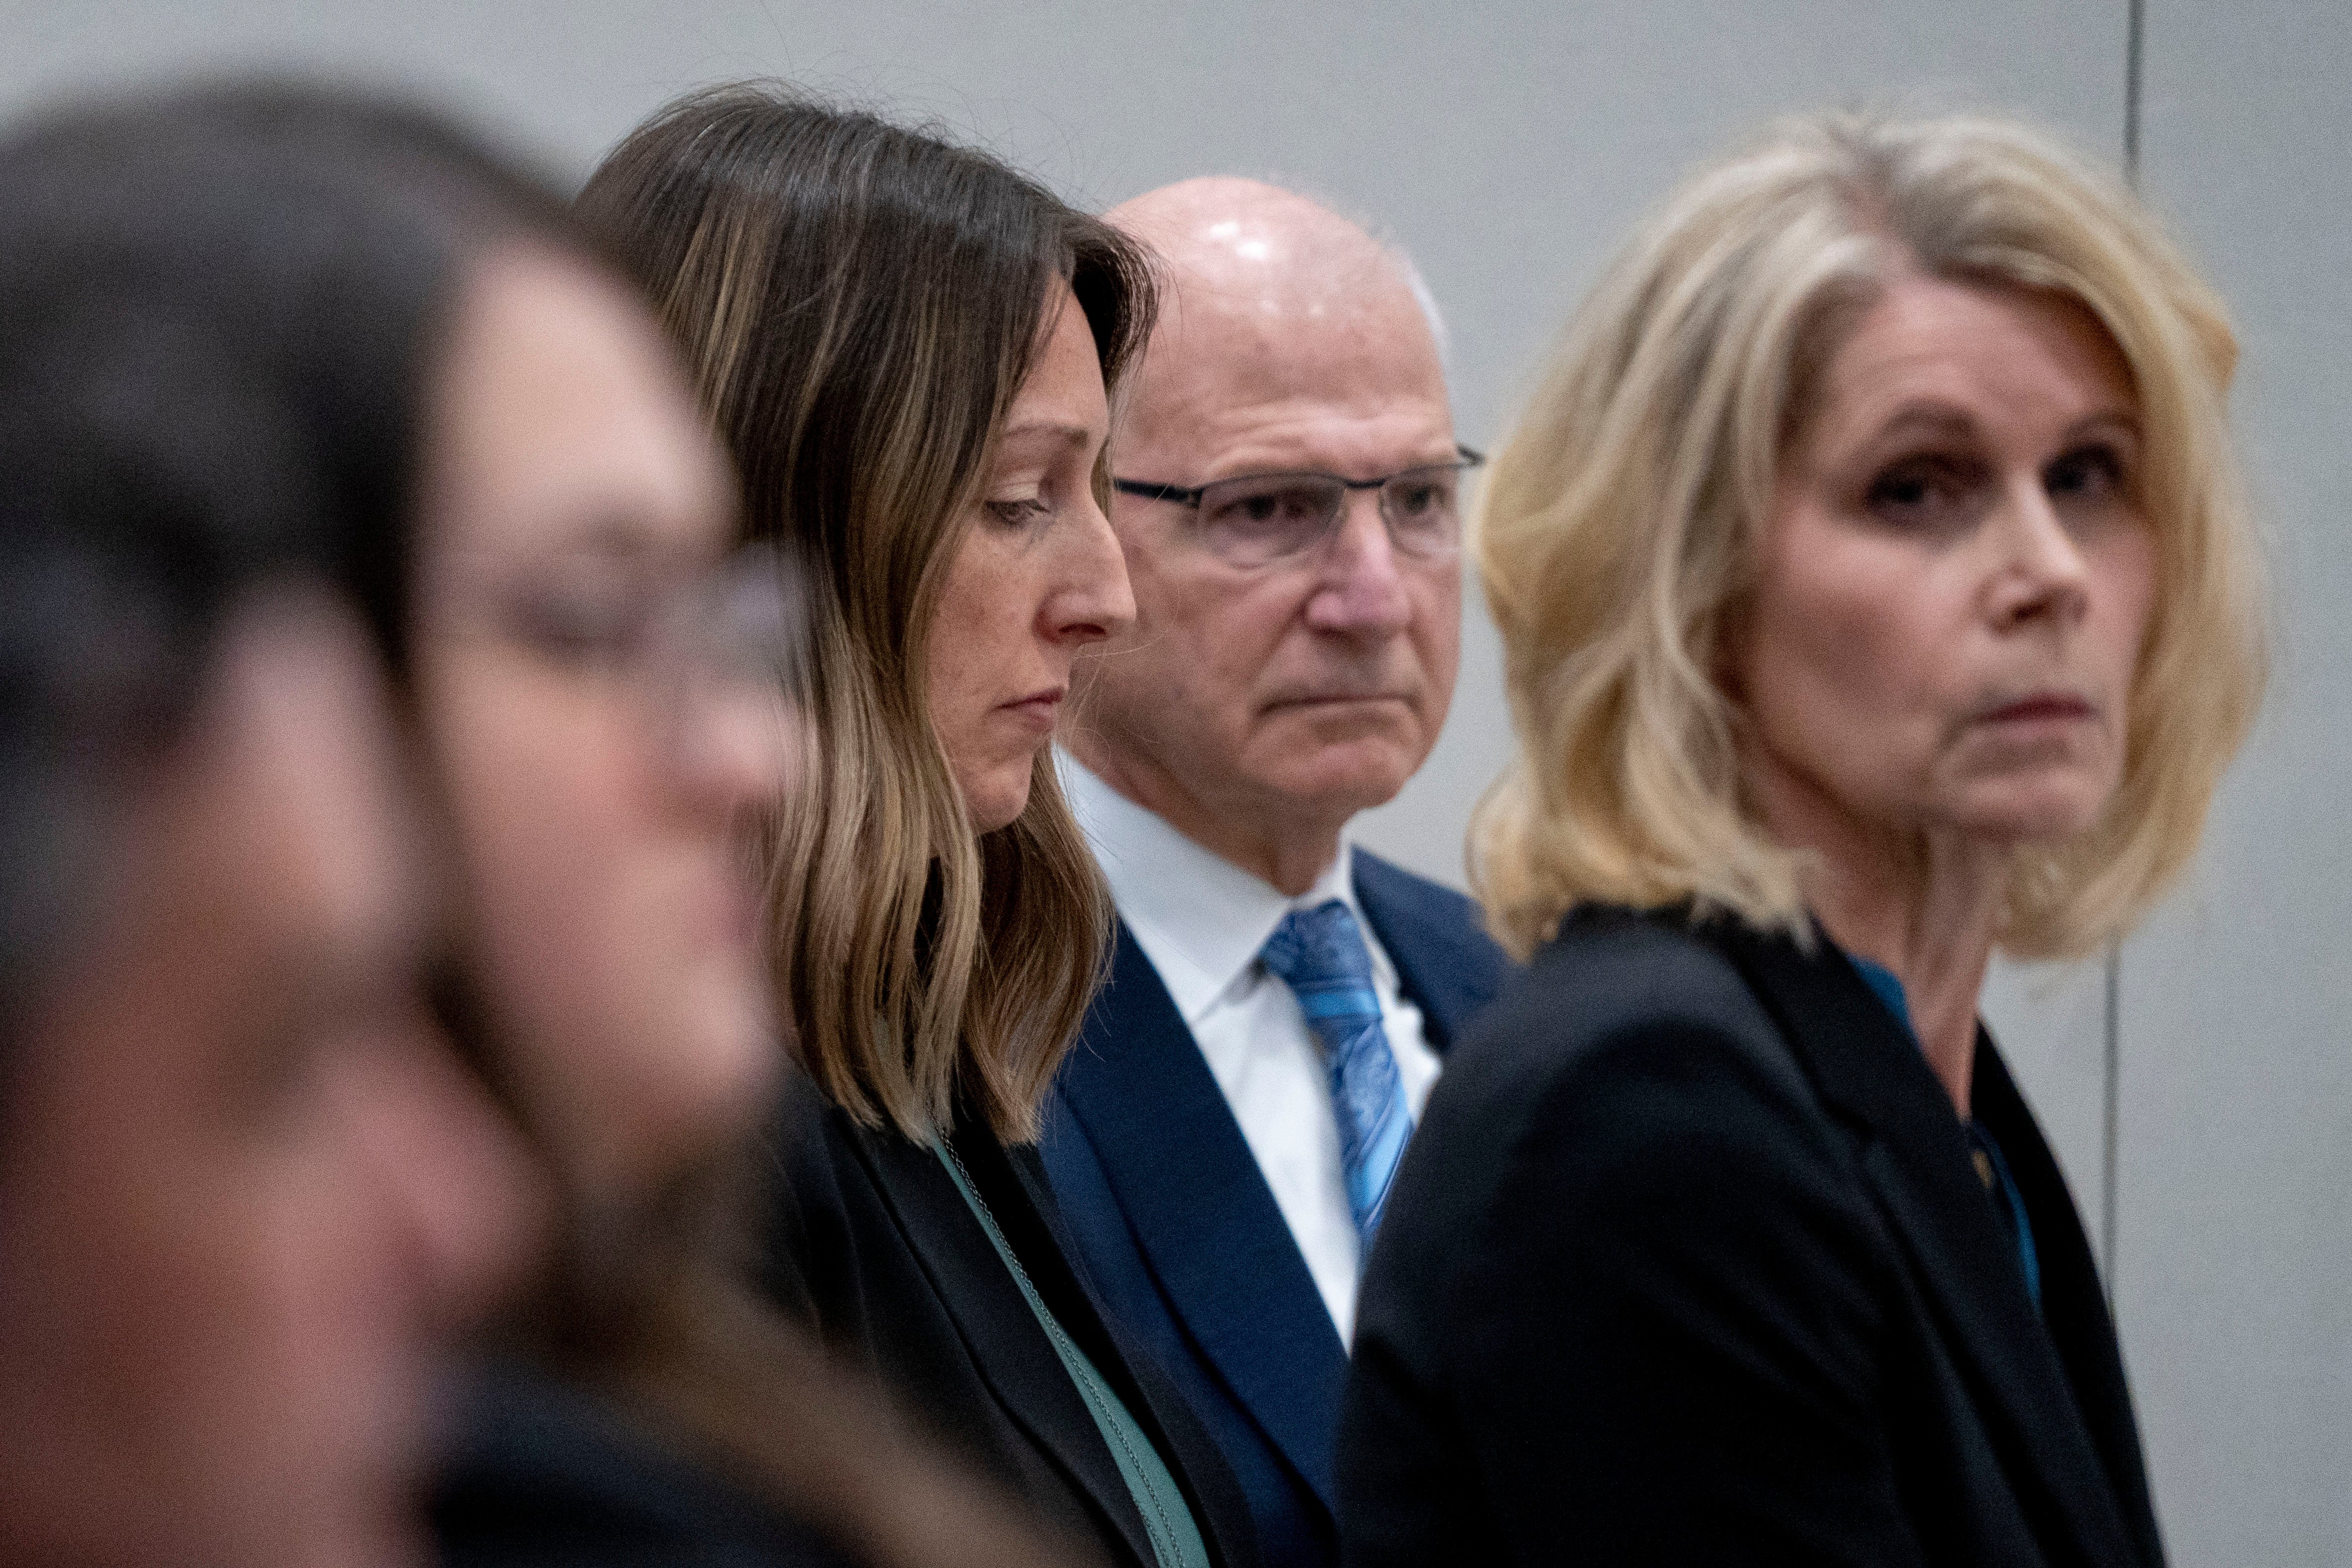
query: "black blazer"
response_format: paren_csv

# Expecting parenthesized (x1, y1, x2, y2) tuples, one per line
(1042, 850, 1511, 1568)
(434, 1359, 856, 1568)
(761, 1070, 1263, 1568)
(1338, 905, 2164, 1568)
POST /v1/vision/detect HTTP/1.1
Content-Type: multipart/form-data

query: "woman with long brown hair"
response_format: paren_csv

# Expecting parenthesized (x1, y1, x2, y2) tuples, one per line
(578, 86, 1260, 1568)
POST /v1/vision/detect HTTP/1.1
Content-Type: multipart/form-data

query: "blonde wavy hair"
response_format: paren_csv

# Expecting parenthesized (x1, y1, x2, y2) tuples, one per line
(1473, 112, 2265, 962)
(580, 85, 1154, 1140)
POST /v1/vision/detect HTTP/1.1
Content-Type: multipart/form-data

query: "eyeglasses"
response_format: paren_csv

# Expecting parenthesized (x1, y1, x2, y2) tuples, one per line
(459, 541, 814, 791)
(436, 539, 812, 782)
(1113, 446, 1484, 568)
(467, 542, 806, 699)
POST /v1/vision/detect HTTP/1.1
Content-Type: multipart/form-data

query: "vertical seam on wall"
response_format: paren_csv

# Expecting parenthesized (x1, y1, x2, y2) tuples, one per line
(2103, 943, 2121, 1303)
(2124, 0, 2146, 178)
(2104, 0, 2147, 1311)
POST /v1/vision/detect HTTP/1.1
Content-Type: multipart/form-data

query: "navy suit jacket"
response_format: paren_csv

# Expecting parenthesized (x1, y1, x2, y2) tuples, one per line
(1040, 849, 1511, 1568)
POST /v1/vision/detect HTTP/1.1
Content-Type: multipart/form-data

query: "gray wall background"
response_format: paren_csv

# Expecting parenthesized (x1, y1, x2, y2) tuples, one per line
(6, 2, 2341, 1559)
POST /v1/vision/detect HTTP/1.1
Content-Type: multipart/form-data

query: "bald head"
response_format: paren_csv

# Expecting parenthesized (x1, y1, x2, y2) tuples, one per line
(1107, 179, 1447, 457)
(1071, 177, 1463, 896)
(1111, 178, 1436, 335)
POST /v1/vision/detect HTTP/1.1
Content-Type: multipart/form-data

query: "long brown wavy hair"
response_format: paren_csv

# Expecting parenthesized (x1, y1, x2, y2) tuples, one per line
(578, 83, 1156, 1142)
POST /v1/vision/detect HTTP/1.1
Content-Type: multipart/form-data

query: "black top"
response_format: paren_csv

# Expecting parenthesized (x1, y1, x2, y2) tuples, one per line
(433, 1358, 856, 1568)
(1337, 905, 2165, 1568)
(761, 1069, 1263, 1568)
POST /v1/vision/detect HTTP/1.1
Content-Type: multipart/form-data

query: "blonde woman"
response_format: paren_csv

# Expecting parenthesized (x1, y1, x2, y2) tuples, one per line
(1338, 113, 2262, 1567)
(580, 88, 1258, 1568)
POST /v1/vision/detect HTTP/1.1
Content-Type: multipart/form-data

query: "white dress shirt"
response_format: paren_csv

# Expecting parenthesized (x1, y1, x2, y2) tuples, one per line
(1059, 753, 1441, 1345)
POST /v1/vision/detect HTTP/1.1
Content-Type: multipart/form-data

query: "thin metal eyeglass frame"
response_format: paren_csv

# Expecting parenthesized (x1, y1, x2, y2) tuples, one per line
(1111, 444, 1485, 562)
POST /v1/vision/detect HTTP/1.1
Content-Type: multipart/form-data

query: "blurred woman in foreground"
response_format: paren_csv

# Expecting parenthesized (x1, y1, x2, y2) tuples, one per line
(0, 91, 536, 1568)
(0, 82, 1072, 1568)
(1340, 113, 2263, 1567)
(581, 86, 1260, 1568)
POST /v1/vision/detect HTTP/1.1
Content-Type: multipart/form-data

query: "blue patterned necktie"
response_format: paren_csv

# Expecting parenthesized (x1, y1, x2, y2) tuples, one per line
(1260, 899, 1415, 1250)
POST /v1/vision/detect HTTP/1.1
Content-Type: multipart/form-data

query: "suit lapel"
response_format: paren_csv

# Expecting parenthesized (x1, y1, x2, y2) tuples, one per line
(848, 1121, 1161, 1568)
(1002, 1141, 1259, 1568)
(1058, 923, 1351, 1510)
(1351, 850, 1508, 1052)
(1709, 919, 2150, 1568)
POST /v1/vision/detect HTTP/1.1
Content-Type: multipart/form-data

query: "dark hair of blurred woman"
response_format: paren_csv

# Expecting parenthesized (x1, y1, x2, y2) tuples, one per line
(0, 84, 536, 1568)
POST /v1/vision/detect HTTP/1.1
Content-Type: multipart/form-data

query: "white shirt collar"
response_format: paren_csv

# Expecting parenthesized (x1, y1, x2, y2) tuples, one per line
(1059, 751, 1387, 1026)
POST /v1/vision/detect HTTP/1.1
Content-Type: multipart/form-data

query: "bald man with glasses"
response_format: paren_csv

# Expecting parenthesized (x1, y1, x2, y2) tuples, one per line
(1042, 178, 1510, 1568)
